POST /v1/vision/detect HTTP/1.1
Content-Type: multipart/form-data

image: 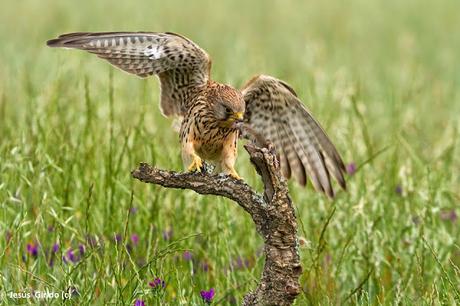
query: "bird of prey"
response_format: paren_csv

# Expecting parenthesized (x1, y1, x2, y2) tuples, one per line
(47, 32, 346, 197)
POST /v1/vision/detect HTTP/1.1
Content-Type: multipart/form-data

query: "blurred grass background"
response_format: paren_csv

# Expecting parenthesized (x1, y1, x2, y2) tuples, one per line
(0, 0, 459, 304)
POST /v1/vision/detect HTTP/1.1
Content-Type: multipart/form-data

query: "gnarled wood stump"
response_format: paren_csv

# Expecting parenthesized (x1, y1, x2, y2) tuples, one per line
(132, 138, 302, 306)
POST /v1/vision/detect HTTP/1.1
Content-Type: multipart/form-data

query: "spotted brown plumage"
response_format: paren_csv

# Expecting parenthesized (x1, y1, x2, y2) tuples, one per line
(47, 32, 346, 197)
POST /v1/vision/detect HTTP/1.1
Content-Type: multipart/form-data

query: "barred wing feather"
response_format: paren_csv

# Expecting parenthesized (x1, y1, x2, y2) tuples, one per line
(242, 75, 346, 197)
(47, 32, 211, 116)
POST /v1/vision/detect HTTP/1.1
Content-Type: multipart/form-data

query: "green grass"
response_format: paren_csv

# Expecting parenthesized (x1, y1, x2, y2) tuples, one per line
(1, 0, 460, 305)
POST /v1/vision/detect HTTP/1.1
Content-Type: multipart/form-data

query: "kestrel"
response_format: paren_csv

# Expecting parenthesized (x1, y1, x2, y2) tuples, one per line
(47, 32, 346, 197)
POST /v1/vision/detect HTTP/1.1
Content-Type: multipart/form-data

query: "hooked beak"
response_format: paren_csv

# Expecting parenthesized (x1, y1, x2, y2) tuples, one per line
(230, 112, 244, 122)
(221, 112, 244, 128)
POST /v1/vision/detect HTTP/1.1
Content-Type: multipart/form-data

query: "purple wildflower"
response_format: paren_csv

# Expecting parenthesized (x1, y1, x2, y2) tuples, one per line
(26, 243, 39, 258)
(162, 228, 173, 241)
(79, 244, 85, 256)
(67, 249, 78, 263)
(183, 251, 192, 261)
(395, 184, 403, 195)
(131, 234, 139, 245)
(148, 277, 166, 289)
(200, 288, 215, 304)
(233, 256, 244, 269)
(201, 261, 210, 272)
(440, 209, 458, 223)
(62, 255, 68, 264)
(130, 207, 138, 214)
(232, 256, 252, 270)
(47, 243, 59, 267)
(346, 162, 357, 175)
(134, 300, 145, 306)
(114, 233, 122, 244)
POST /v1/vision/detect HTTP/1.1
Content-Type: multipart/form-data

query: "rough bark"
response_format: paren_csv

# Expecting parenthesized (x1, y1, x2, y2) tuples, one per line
(131, 141, 302, 305)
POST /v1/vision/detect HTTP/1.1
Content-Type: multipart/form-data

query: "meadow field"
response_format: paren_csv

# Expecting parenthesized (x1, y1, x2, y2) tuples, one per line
(1, 0, 459, 305)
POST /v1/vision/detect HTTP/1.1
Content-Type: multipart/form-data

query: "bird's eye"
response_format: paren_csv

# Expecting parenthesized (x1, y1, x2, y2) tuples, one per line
(224, 106, 232, 114)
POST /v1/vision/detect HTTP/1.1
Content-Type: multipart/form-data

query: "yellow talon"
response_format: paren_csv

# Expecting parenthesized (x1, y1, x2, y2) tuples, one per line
(187, 155, 203, 172)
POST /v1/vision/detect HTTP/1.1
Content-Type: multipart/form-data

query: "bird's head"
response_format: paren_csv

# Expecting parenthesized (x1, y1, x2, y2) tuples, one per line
(210, 84, 245, 128)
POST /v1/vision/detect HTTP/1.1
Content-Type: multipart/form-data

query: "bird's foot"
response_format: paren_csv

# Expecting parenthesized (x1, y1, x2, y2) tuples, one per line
(227, 169, 241, 180)
(187, 155, 203, 173)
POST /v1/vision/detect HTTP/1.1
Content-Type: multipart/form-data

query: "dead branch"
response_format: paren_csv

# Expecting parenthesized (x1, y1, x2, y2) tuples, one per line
(131, 141, 302, 305)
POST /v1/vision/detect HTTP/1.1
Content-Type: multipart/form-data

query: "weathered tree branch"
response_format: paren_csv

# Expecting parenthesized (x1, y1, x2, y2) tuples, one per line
(131, 141, 302, 305)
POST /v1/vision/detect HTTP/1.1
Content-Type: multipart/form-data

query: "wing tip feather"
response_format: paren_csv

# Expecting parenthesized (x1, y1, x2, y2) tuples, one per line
(47, 32, 91, 47)
(46, 38, 61, 47)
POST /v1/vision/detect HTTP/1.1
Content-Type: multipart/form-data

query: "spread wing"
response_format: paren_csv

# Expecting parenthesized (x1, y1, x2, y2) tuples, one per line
(47, 32, 211, 116)
(242, 75, 346, 197)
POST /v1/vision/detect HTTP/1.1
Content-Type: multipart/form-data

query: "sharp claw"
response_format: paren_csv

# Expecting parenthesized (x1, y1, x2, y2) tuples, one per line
(187, 155, 203, 173)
